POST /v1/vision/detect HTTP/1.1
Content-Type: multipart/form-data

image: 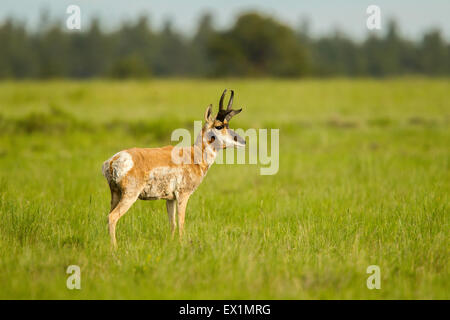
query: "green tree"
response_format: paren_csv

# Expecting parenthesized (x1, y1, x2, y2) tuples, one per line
(190, 13, 215, 76)
(152, 20, 190, 76)
(69, 19, 112, 78)
(109, 16, 154, 77)
(0, 19, 37, 78)
(419, 30, 449, 75)
(33, 23, 71, 78)
(208, 12, 310, 77)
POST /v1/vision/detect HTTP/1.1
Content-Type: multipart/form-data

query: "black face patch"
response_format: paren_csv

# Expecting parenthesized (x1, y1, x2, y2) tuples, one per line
(212, 119, 228, 129)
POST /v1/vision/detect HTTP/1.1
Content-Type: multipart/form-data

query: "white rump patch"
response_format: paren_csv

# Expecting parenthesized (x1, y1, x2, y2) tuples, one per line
(102, 151, 134, 183)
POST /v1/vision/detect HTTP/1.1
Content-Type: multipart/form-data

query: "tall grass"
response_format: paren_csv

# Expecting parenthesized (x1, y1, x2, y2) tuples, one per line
(0, 78, 448, 299)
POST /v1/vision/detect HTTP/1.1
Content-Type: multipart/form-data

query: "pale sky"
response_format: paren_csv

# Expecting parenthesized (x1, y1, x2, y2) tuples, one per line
(1, 0, 449, 40)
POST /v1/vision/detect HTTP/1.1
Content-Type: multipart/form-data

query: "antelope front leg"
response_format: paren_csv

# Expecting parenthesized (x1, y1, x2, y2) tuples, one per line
(176, 196, 190, 237)
(166, 199, 177, 237)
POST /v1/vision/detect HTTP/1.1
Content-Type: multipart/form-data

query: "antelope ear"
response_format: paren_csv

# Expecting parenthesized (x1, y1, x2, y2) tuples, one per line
(204, 104, 214, 123)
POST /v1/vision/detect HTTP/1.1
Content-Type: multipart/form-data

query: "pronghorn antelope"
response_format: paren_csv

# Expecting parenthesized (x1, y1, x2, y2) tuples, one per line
(102, 89, 245, 247)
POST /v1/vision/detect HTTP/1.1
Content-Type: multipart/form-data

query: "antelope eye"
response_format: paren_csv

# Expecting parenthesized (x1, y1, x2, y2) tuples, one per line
(215, 125, 224, 130)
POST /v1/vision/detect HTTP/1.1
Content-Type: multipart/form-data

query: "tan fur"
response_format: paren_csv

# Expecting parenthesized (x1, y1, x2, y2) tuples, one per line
(102, 91, 245, 247)
(102, 130, 217, 246)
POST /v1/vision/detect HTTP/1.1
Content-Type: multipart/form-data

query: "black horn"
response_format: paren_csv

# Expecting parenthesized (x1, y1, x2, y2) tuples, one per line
(219, 89, 227, 111)
(216, 89, 243, 122)
(227, 90, 234, 110)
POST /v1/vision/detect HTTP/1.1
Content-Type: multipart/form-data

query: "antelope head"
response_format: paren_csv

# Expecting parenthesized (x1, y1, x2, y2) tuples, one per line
(203, 89, 246, 150)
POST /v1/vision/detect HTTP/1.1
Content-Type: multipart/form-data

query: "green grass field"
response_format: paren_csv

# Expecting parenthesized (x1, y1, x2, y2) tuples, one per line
(0, 78, 448, 299)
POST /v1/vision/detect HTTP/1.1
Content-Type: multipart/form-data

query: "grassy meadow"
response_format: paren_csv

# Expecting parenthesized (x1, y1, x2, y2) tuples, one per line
(0, 78, 448, 299)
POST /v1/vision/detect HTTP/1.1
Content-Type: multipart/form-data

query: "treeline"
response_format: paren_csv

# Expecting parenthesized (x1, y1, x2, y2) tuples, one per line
(0, 12, 449, 78)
